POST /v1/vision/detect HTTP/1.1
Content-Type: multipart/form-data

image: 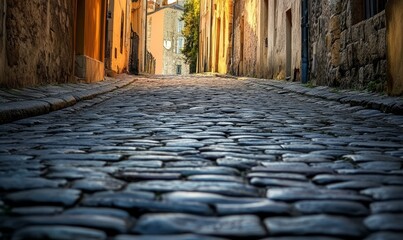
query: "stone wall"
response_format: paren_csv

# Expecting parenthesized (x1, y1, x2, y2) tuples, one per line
(309, 0, 387, 91)
(162, 7, 189, 75)
(2, 0, 75, 88)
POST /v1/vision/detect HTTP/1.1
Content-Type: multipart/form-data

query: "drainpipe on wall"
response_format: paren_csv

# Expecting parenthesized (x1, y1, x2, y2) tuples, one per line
(301, 0, 309, 84)
(230, 0, 235, 75)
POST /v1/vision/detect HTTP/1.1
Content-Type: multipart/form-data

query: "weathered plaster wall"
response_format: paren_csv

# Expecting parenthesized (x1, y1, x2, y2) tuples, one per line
(2, 0, 75, 88)
(199, 0, 212, 73)
(267, 0, 301, 80)
(386, 0, 403, 96)
(232, 0, 259, 77)
(309, 0, 387, 91)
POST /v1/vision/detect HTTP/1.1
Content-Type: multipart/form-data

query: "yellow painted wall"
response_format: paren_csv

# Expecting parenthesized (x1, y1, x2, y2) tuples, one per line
(386, 0, 403, 96)
(107, 0, 130, 73)
(199, 0, 233, 74)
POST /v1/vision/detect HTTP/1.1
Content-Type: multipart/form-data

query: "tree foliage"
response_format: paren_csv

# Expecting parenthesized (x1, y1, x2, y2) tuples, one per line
(181, 0, 200, 73)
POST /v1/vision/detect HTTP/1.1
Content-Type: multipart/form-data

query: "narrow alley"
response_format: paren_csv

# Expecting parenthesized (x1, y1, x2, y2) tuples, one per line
(1, 75, 403, 239)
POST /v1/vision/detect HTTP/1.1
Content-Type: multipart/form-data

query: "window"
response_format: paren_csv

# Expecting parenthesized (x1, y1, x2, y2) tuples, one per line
(177, 20, 184, 33)
(352, 0, 387, 24)
(177, 37, 184, 53)
(364, 0, 387, 19)
(120, 11, 124, 54)
(176, 65, 182, 75)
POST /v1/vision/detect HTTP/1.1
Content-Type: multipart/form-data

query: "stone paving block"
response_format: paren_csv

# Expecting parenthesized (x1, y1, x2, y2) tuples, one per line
(364, 232, 403, 240)
(326, 181, 382, 190)
(11, 225, 107, 240)
(114, 234, 229, 240)
(313, 174, 403, 185)
(132, 213, 267, 237)
(282, 153, 334, 163)
(267, 188, 371, 202)
(253, 165, 333, 176)
(370, 200, 403, 213)
(63, 207, 130, 219)
(72, 178, 126, 192)
(343, 154, 403, 162)
(294, 200, 369, 216)
(127, 180, 259, 197)
(162, 191, 265, 204)
(187, 175, 243, 183)
(361, 186, 403, 200)
(260, 237, 343, 240)
(46, 167, 109, 180)
(0, 177, 67, 191)
(11, 206, 64, 216)
(116, 172, 182, 181)
(364, 214, 403, 231)
(264, 215, 367, 237)
(82, 191, 155, 208)
(165, 160, 214, 167)
(5, 188, 82, 207)
(216, 200, 292, 215)
(250, 177, 315, 188)
(358, 161, 402, 170)
(4, 214, 128, 234)
(247, 172, 308, 181)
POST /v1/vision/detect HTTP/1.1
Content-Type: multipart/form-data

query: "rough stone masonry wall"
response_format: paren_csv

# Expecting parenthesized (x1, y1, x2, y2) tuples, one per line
(2, 0, 75, 88)
(309, 0, 387, 91)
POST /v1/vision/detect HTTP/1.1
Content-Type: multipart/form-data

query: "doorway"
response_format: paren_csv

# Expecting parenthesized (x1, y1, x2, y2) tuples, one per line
(215, 18, 221, 72)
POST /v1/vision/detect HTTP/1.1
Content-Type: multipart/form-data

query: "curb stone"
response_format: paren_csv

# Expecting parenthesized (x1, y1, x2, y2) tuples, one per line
(222, 76, 403, 115)
(0, 76, 137, 124)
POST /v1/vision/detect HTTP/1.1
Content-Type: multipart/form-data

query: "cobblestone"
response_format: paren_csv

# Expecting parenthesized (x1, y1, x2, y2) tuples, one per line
(1, 75, 403, 239)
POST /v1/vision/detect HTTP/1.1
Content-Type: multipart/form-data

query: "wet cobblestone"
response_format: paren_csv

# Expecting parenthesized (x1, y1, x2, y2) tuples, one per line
(1, 76, 403, 239)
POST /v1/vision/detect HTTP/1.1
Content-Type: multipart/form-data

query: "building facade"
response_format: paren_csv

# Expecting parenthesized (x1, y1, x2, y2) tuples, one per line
(105, 0, 131, 75)
(199, 0, 301, 81)
(0, 0, 107, 88)
(199, 0, 233, 74)
(75, 0, 108, 83)
(130, 0, 148, 74)
(147, 2, 189, 75)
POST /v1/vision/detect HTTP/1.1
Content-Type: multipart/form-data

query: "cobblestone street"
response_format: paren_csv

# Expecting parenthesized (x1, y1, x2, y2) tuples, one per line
(1, 75, 403, 239)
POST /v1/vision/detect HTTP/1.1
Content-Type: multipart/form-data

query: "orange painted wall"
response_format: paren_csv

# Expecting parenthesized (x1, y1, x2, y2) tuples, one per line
(147, 10, 165, 74)
(76, 0, 106, 62)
